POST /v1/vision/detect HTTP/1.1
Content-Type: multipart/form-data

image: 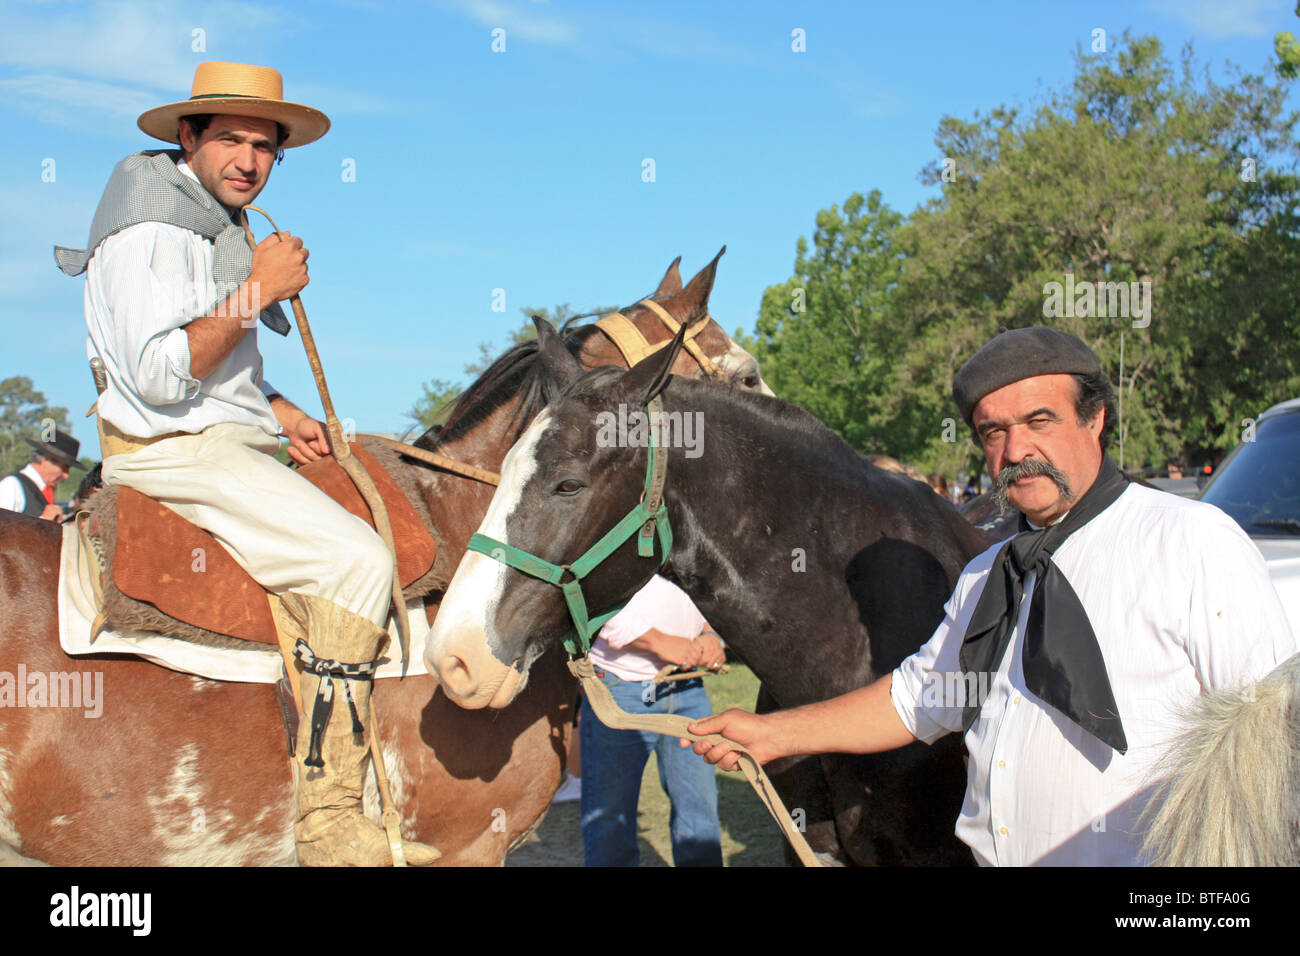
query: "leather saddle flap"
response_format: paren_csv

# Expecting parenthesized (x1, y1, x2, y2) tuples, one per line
(113, 485, 278, 644)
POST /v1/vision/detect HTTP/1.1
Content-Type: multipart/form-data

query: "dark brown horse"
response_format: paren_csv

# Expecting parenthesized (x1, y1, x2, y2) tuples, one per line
(0, 253, 761, 865)
(426, 324, 994, 864)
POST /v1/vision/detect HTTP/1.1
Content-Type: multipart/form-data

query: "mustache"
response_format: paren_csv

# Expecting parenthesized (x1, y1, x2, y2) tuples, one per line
(991, 458, 1074, 515)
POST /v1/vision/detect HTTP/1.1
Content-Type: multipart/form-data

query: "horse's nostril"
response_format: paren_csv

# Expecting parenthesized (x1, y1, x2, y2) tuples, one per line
(437, 655, 477, 698)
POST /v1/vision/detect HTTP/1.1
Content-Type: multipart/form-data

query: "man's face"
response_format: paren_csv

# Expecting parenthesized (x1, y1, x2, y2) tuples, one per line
(972, 373, 1104, 526)
(178, 114, 279, 213)
(34, 456, 70, 487)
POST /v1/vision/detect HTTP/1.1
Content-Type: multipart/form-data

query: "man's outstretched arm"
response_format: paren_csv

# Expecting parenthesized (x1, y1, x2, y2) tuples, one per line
(683, 672, 917, 771)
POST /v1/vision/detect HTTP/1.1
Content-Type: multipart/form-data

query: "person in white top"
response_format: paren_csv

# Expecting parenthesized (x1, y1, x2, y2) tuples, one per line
(686, 327, 1297, 866)
(582, 574, 726, 866)
(61, 62, 435, 867)
(0, 431, 83, 521)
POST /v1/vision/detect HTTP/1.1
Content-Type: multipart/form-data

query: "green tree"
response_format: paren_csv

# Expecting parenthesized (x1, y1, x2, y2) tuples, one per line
(899, 34, 1300, 469)
(749, 34, 1300, 475)
(0, 376, 74, 479)
(1276, 2, 1300, 79)
(746, 191, 909, 454)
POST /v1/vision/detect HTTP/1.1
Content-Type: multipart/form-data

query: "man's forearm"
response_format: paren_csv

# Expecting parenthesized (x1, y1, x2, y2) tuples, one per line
(766, 674, 918, 759)
(185, 284, 259, 380)
(268, 395, 308, 435)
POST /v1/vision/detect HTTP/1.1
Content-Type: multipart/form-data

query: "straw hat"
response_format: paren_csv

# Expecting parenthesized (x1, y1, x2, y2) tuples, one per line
(137, 61, 330, 148)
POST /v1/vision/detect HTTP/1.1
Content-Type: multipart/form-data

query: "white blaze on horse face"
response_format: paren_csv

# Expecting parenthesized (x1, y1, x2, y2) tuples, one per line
(718, 341, 775, 396)
(426, 410, 552, 707)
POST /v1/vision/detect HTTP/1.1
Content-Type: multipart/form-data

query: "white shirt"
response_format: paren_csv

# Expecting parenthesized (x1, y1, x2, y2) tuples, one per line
(83, 160, 281, 439)
(592, 575, 710, 681)
(890, 483, 1297, 866)
(0, 463, 49, 513)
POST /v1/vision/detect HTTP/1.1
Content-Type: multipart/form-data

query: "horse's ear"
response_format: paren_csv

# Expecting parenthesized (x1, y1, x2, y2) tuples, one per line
(535, 316, 584, 389)
(654, 256, 683, 297)
(622, 323, 687, 407)
(677, 245, 725, 326)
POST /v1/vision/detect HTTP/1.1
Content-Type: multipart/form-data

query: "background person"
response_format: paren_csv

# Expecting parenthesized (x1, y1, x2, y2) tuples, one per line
(582, 574, 725, 867)
(0, 430, 83, 521)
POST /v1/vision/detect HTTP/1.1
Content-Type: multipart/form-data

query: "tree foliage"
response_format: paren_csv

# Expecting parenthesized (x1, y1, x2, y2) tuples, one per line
(0, 376, 72, 479)
(747, 35, 1300, 474)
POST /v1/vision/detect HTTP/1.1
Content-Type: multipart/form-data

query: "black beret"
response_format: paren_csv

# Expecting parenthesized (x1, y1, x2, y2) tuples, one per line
(953, 327, 1101, 425)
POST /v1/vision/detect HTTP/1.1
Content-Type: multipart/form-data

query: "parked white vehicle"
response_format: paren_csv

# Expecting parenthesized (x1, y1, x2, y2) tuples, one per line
(1198, 397, 1300, 637)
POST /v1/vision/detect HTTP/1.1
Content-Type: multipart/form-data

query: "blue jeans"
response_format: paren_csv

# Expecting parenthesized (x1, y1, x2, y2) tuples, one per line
(579, 670, 723, 867)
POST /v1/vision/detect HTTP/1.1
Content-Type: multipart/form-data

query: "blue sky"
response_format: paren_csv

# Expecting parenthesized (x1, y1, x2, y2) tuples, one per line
(2, 0, 1296, 436)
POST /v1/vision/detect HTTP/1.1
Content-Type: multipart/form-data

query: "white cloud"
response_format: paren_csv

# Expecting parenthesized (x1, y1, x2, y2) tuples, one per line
(0, 1, 235, 91)
(0, 1, 396, 127)
(1145, 0, 1290, 40)
(441, 0, 580, 46)
(0, 73, 159, 130)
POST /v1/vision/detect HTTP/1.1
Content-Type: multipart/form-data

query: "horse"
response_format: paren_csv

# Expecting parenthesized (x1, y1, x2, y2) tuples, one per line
(0, 250, 766, 865)
(1141, 650, 1300, 866)
(426, 322, 995, 864)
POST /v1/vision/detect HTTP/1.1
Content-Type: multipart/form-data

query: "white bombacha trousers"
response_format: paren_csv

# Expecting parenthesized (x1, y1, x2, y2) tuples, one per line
(101, 422, 394, 627)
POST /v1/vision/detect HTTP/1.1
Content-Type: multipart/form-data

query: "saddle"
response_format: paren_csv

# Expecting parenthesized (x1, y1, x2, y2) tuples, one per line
(82, 437, 444, 649)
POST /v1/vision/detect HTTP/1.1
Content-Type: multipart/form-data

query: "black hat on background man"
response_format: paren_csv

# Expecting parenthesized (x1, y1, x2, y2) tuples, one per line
(26, 430, 85, 471)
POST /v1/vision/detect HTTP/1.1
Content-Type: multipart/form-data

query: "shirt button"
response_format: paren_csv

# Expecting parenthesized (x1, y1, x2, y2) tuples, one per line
(999, 827, 1009, 835)
(998, 760, 1006, 769)
(1013, 695, 1021, 704)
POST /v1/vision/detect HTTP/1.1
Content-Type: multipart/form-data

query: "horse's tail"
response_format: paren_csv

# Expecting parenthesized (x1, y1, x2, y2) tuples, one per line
(1141, 652, 1300, 866)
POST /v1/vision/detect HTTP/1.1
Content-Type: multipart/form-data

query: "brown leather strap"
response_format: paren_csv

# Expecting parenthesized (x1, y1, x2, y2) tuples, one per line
(569, 657, 823, 866)
(595, 301, 724, 380)
(365, 435, 500, 486)
(653, 664, 731, 684)
(596, 312, 661, 366)
(241, 205, 411, 665)
(636, 299, 725, 379)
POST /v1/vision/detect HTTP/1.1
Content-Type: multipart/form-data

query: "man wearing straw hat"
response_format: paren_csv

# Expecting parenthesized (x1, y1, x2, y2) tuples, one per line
(54, 62, 437, 866)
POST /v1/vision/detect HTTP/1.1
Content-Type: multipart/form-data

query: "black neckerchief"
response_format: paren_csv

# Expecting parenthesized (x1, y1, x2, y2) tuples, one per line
(959, 454, 1129, 753)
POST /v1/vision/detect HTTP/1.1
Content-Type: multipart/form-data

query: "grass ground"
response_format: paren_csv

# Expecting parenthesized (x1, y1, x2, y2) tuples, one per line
(505, 663, 786, 867)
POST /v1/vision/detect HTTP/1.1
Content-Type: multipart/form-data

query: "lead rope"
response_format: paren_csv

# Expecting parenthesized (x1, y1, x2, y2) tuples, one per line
(569, 658, 824, 867)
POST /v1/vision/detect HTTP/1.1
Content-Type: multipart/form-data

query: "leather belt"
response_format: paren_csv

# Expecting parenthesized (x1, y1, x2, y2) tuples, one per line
(97, 416, 187, 458)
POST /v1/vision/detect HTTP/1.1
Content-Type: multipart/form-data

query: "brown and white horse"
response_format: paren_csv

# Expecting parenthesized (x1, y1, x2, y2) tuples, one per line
(0, 252, 765, 865)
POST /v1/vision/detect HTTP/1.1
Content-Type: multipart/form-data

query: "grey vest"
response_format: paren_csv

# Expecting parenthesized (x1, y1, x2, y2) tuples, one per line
(53, 150, 289, 335)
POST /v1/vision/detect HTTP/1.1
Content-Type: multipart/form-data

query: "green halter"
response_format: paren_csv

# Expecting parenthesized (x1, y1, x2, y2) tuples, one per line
(466, 396, 673, 656)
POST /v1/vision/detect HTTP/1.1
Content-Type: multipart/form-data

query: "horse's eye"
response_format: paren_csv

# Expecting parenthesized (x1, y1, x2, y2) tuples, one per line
(555, 479, 585, 496)
(743, 375, 759, 388)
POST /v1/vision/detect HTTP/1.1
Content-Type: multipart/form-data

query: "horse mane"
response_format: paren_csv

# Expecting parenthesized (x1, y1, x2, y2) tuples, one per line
(413, 320, 604, 451)
(413, 293, 676, 452)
